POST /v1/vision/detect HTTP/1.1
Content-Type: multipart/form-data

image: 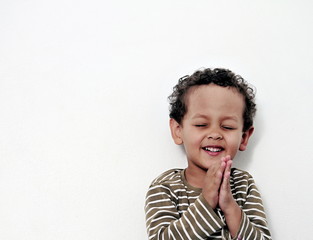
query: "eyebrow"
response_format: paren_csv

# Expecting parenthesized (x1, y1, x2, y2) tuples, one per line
(191, 114, 239, 121)
(191, 114, 208, 119)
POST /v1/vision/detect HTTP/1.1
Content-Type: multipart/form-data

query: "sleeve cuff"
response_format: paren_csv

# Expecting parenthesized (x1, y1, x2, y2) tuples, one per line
(187, 194, 225, 235)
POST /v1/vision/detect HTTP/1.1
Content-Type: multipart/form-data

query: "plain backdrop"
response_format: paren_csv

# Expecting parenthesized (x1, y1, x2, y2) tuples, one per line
(1, 1, 313, 239)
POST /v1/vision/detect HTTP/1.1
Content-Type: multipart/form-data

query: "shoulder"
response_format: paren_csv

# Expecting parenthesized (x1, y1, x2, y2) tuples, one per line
(146, 168, 185, 198)
(150, 168, 184, 186)
(230, 168, 257, 191)
(230, 168, 261, 202)
(231, 168, 254, 180)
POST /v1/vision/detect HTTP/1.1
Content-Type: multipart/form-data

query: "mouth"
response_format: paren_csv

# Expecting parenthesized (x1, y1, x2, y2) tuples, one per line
(202, 146, 224, 155)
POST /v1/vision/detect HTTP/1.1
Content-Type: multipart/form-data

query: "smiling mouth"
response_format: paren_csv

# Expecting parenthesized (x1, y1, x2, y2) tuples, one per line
(202, 147, 224, 152)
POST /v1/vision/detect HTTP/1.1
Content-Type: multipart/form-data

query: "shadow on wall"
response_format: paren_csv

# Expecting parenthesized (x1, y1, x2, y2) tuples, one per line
(233, 112, 264, 170)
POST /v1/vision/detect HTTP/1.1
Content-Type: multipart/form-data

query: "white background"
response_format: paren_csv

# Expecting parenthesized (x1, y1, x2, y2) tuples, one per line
(1, 1, 313, 239)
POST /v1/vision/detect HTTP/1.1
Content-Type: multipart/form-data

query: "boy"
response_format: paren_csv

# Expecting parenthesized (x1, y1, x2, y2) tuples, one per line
(145, 68, 271, 239)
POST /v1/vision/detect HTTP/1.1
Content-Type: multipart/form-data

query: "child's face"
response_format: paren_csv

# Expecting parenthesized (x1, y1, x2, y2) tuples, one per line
(170, 84, 253, 171)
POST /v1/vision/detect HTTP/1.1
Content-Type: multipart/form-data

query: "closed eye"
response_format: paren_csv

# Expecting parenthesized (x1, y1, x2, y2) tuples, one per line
(195, 124, 207, 127)
(222, 126, 236, 130)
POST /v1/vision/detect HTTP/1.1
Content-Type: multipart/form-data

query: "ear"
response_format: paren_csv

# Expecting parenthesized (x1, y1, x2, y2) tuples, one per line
(169, 118, 183, 145)
(239, 126, 254, 151)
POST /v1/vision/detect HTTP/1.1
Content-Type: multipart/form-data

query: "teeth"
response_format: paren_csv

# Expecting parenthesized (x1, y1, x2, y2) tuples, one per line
(204, 147, 222, 152)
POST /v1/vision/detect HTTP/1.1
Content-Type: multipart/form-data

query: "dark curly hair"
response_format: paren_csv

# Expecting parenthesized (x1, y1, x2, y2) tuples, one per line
(168, 68, 256, 132)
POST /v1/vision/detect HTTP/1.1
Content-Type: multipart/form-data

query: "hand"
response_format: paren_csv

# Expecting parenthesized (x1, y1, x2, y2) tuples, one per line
(202, 159, 226, 209)
(218, 155, 236, 211)
(218, 155, 242, 237)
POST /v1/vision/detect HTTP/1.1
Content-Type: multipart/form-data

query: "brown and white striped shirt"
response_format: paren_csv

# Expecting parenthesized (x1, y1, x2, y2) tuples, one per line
(145, 168, 271, 240)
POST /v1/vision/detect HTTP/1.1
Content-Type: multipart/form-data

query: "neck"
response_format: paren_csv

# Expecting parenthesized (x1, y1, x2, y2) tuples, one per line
(185, 165, 207, 189)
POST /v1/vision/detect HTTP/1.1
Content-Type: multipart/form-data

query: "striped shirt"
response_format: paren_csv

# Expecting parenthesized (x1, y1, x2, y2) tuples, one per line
(145, 168, 271, 240)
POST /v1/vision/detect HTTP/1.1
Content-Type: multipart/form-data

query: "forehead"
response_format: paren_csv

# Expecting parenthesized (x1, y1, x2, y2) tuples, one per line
(184, 84, 245, 117)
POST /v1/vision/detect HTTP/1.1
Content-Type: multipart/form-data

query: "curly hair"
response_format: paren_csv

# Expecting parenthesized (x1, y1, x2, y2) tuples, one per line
(168, 68, 256, 132)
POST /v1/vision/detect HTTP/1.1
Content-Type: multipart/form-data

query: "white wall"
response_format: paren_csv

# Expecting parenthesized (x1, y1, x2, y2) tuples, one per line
(1, 1, 312, 239)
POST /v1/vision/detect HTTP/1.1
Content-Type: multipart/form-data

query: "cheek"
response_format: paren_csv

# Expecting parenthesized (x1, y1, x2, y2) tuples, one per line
(186, 137, 202, 147)
(228, 134, 243, 148)
(183, 130, 203, 142)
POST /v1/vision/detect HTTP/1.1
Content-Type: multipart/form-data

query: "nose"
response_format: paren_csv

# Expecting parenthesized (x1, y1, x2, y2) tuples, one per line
(207, 129, 223, 140)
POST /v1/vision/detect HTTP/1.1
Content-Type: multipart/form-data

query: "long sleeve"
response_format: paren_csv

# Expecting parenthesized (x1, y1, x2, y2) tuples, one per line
(145, 184, 225, 240)
(145, 168, 271, 240)
(145, 168, 229, 239)
(228, 170, 271, 240)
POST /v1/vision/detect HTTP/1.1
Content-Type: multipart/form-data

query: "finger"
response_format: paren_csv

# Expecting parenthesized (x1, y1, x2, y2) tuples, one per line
(225, 159, 232, 177)
(203, 161, 226, 209)
(205, 160, 225, 191)
(207, 158, 225, 177)
(222, 155, 231, 163)
(220, 156, 230, 178)
(221, 156, 227, 163)
(221, 160, 232, 189)
(218, 159, 227, 179)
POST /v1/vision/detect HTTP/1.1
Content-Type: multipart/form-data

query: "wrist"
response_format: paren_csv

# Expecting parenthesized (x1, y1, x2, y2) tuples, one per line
(203, 193, 218, 209)
(223, 200, 241, 217)
(223, 201, 242, 238)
